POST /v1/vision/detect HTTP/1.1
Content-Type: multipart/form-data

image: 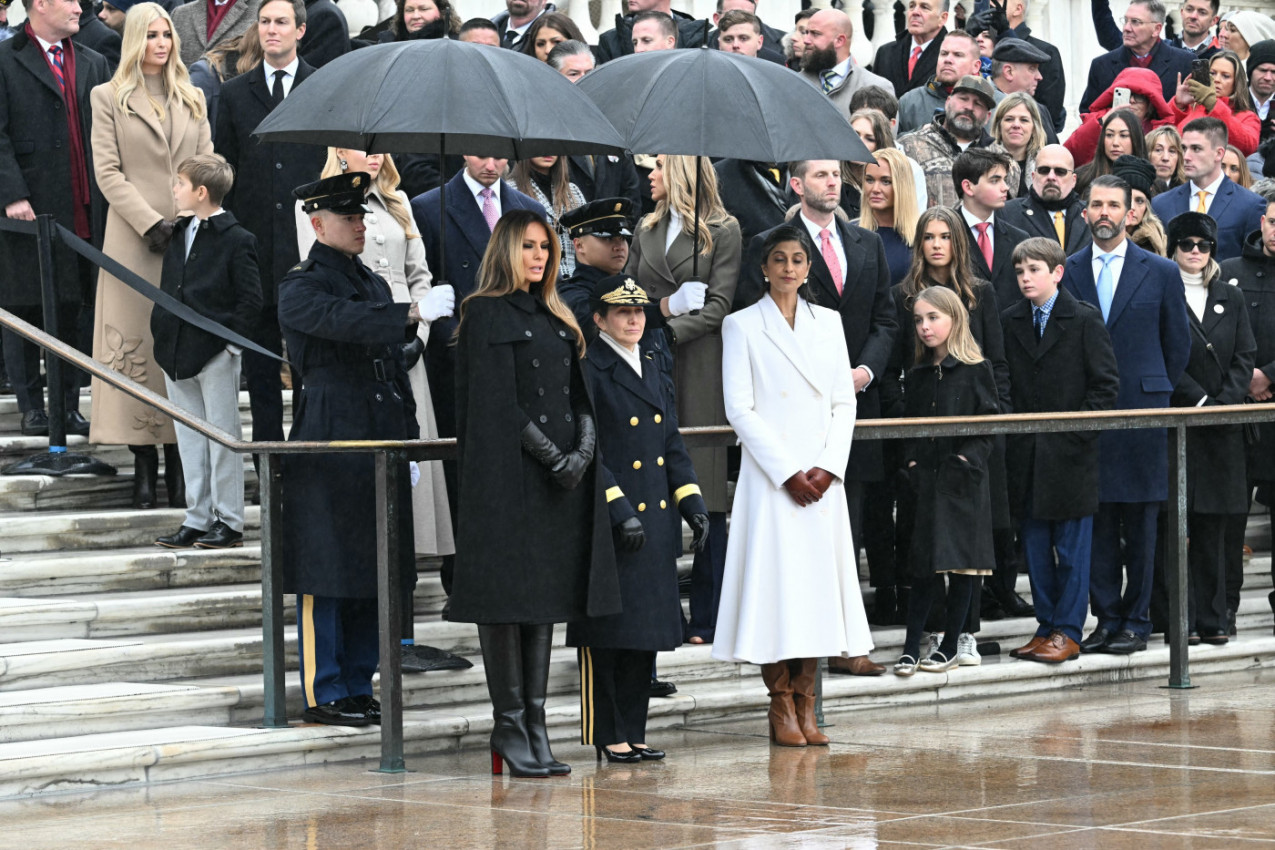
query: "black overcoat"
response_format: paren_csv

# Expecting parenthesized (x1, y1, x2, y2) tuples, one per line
(277, 243, 419, 598)
(0, 30, 110, 306)
(1172, 278, 1256, 515)
(151, 212, 263, 380)
(72, 10, 120, 71)
(215, 59, 325, 304)
(1220, 230, 1275, 481)
(713, 159, 792, 247)
(450, 290, 621, 625)
(871, 29, 945, 97)
(1001, 288, 1120, 521)
(568, 154, 642, 213)
(299, 0, 351, 68)
(999, 191, 1091, 258)
(903, 355, 999, 577)
(567, 339, 706, 651)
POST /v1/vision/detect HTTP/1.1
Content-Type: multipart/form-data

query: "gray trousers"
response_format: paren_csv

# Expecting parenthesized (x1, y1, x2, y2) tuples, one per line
(164, 348, 244, 532)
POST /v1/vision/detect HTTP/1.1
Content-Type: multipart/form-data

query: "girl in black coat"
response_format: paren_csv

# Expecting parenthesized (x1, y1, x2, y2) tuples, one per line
(452, 210, 621, 778)
(896, 286, 1000, 676)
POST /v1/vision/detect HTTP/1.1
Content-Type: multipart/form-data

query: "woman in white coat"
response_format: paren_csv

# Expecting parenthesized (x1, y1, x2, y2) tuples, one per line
(297, 148, 455, 558)
(713, 225, 875, 748)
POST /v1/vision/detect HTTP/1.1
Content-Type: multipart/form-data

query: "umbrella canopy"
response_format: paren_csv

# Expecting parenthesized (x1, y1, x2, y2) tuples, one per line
(252, 39, 627, 158)
(576, 48, 873, 164)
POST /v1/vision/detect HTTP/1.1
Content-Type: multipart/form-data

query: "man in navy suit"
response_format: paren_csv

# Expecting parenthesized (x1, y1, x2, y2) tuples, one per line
(1078, 0, 1194, 114)
(410, 158, 541, 595)
(1151, 117, 1268, 262)
(1063, 174, 1191, 655)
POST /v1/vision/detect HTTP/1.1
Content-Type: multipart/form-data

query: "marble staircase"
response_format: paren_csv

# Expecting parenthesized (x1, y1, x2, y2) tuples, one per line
(1, 391, 1274, 797)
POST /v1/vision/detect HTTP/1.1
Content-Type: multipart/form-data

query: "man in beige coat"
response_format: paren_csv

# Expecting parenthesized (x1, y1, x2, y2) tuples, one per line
(173, 0, 259, 66)
(798, 9, 892, 120)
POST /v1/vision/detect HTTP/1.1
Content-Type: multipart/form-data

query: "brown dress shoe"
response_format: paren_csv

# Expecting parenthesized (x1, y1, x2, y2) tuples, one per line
(828, 655, 886, 676)
(1023, 631, 1079, 664)
(1009, 635, 1047, 659)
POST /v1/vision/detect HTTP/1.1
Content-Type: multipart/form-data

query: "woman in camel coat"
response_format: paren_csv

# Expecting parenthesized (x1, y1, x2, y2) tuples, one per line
(90, 3, 213, 507)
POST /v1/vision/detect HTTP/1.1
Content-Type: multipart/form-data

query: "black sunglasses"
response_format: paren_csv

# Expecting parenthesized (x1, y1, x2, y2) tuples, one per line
(1035, 165, 1073, 177)
(1177, 238, 1213, 253)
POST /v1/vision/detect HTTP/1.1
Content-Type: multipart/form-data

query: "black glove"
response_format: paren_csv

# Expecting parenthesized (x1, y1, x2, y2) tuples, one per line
(145, 219, 176, 254)
(688, 512, 710, 553)
(613, 516, 645, 552)
(549, 413, 595, 490)
(520, 420, 566, 471)
(399, 335, 425, 371)
(987, 0, 1010, 39)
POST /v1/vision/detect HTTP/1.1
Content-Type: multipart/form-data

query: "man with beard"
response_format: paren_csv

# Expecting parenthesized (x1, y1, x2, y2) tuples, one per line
(492, 0, 551, 51)
(1062, 174, 1190, 655)
(1000, 145, 1092, 257)
(897, 30, 989, 134)
(871, 0, 949, 97)
(799, 8, 891, 118)
(899, 75, 1019, 208)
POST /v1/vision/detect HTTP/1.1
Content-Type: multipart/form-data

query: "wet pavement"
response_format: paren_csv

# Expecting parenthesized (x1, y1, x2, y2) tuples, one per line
(7, 667, 1275, 849)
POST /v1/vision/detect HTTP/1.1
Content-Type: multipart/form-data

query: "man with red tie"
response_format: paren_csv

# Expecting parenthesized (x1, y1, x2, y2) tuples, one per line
(871, 0, 950, 98)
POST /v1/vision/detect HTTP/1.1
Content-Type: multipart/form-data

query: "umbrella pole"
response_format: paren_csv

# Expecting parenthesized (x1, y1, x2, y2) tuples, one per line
(437, 137, 447, 287)
(693, 155, 700, 280)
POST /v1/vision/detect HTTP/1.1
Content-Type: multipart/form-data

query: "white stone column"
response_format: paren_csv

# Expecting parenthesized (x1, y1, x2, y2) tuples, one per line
(845, 0, 876, 64)
(871, 0, 897, 50)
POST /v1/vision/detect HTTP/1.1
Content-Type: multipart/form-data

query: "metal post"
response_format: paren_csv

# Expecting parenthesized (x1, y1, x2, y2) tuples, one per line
(375, 450, 407, 772)
(259, 452, 289, 726)
(1166, 423, 1193, 689)
(814, 657, 828, 727)
(36, 215, 68, 450)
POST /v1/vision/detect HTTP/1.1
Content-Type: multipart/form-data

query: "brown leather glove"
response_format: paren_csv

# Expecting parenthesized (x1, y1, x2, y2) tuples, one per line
(1187, 79, 1218, 112)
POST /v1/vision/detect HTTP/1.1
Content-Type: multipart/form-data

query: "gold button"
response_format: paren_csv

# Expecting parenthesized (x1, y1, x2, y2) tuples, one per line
(638, 502, 646, 511)
(659, 500, 667, 509)
(633, 460, 642, 469)
(654, 414, 662, 423)
(630, 416, 639, 426)
(657, 457, 664, 466)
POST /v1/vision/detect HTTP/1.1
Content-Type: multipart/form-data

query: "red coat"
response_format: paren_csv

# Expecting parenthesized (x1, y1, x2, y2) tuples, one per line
(1064, 68, 1177, 167)
(1168, 97, 1261, 156)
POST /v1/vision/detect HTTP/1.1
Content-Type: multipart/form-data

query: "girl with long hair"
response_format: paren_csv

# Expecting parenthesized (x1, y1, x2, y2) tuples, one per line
(992, 93, 1048, 198)
(520, 12, 585, 62)
(859, 148, 920, 286)
(90, 2, 212, 508)
(1075, 109, 1148, 197)
(896, 286, 999, 675)
(451, 210, 616, 778)
(509, 156, 587, 276)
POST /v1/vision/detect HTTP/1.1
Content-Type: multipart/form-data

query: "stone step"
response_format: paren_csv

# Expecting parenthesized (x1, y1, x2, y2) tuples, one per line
(0, 507, 262, 554)
(0, 390, 293, 434)
(0, 468, 262, 512)
(0, 632, 1271, 799)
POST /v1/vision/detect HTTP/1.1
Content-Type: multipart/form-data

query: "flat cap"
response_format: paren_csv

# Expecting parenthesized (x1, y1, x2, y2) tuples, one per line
(993, 38, 1050, 65)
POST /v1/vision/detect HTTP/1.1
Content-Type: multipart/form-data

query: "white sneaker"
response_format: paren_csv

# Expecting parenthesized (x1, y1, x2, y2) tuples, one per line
(925, 632, 942, 661)
(956, 633, 981, 666)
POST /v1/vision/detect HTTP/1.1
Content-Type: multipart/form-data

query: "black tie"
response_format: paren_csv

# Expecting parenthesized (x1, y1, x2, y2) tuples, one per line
(272, 69, 286, 105)
(1033, 307, 1045, 340)
(502, 28, 518, 47)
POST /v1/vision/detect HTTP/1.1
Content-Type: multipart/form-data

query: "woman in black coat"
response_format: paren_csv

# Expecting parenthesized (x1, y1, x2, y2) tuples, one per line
(452, 209, 621, 778)
(1165, 213, 1256, 643)
(567, 276, 708, 763)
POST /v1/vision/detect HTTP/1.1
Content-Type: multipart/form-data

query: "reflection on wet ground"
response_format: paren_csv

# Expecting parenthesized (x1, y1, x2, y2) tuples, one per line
(7, 668, 1275, 848)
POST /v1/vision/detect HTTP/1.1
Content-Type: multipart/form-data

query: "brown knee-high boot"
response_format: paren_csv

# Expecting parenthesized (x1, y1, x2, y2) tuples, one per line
(790, 659, 830, 745)
(759, 661, 805, 747)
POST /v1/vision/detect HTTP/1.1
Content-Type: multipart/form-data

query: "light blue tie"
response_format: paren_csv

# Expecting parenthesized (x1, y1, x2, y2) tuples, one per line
(1095, 253, 1116, 322)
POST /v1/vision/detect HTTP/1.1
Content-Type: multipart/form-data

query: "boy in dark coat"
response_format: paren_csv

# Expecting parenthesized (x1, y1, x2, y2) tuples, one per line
(151, 154, 262, 551)
(1002, 237, 1120, 664)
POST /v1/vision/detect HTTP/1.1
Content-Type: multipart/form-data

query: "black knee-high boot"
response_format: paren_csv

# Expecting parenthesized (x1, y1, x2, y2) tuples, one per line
(478, 624, 549, 778)
(130, 445, 158, 509)
(521, 623, 570, 775)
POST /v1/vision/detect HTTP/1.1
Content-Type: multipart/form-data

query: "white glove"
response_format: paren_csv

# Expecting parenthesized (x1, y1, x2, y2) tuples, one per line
(667, 280, 707, 316)
(418, 285, 455, 322)
(409, 461, 420, 488)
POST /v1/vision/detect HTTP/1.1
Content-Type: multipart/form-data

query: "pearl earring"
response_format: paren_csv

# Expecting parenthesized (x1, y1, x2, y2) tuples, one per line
(339, 159, 348, 171)
(763, 275, 770, 284)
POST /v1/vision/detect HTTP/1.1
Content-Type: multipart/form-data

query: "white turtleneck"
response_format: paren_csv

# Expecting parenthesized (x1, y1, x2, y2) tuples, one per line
(1182, 270, 1207, 320)
(599, 331, 643, 377)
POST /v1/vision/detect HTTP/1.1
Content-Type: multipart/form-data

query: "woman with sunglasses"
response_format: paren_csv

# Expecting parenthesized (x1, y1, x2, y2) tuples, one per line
(1160, 212, 1255, 645)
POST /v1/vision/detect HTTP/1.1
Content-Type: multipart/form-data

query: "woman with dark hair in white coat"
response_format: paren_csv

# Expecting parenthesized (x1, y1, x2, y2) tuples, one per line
(713, 224, 875, 748)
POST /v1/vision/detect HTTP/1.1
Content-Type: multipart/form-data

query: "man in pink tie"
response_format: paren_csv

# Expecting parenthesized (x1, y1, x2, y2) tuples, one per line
(871, 0, 949, 97)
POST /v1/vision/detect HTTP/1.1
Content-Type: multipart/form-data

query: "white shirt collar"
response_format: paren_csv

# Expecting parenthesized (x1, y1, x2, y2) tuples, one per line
(506, 8, 546, 41)
(831, 57, 852, 80)
(1095, 237, 1129, 261)
(911, 36, 935, 53)
(463, 170, 499, 204)
(1190, 173, 1226, 198)
(34, 34, 61, 54)
(599, 331, 643, 377)
(960, 205, 995, 229)
(799, 211, 837, 242)
(264, 56, 300, 84)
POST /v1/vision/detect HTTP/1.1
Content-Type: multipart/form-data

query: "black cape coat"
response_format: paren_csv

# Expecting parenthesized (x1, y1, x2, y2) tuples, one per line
(277, 243, 419, 598)
(903, 355, 999, 578)
(567, 338, 707, 651)
(1219, 230, 1275, 482)
(450, 290, 621, 625)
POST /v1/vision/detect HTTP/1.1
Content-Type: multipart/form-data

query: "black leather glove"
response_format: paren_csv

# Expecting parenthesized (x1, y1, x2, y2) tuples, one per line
(399, 336, 425, 371)
(550, 413, 595, 490)
(688, 512, 710, 553)
(613, 516, 645, 552)
(520, 420, 566, 471)
(987, 0, 1010, 39)
(145, 219, 176, 254)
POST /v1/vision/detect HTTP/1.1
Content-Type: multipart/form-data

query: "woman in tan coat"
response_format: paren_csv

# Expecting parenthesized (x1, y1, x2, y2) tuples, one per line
(91, 3, 213, 508)
(626, 154, 741, 645)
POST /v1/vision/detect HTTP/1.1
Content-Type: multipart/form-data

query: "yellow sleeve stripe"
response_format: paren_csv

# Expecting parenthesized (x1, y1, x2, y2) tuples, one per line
(673, 483, 702, 504)
(606, 486, 624, 503)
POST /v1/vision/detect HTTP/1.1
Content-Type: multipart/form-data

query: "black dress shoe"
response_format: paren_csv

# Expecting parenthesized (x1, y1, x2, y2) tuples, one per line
(1079, 627, 1114, 653)
(979, 587, 1007, 621)
(343, 694, 381, 724)
(194, 521, 243, 549)
(1200, 633, 1229, 645)
(632, 745, 666, 760)
(1101, 630, 1148, 654)
(1227, 608, 1237, 637)
(64, 410, 90, 437)
(650, 678, 677, 698)
(20, 409, 49, 437)
(302, 700, 371, 727)
(596, 746, 642, 763)
(155, 525, 209, 549)
(995, 588, 1035, 618)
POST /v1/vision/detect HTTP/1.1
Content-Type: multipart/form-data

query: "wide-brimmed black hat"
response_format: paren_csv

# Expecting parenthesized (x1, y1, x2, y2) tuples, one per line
(1166, 212, 1218, 251)
(589, 274, 652, 312)
(1111, 155, 1157, 197)
(561, 197, 635, 240)
(294, 172, 372, 215)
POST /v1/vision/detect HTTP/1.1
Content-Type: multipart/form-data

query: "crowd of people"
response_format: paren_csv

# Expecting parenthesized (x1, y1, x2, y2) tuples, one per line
(3, 0, 1275, 775)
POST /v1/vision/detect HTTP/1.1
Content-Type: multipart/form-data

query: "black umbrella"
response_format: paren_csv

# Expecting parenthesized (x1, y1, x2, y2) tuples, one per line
(252, 39, 628, 284)
(577, 48, 873, 276)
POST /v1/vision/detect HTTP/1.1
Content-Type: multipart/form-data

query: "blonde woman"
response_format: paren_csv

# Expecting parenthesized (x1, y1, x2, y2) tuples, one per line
(1146, 125, 1186, 192)
(627, 153, 742, 645)
(90, 2, 212, 508)
(509, 156, 587, 276)
(859, 148, 920, 286)
(295, 148, 454, 559)
(992, 93, 1048, 198)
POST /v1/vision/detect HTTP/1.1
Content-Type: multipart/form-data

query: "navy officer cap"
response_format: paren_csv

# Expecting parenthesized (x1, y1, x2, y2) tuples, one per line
(294, 172, 372, 215)
(992, 38, 1050, 65)
(561, 197, 635, 240)
(589, 274, 653, 312)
